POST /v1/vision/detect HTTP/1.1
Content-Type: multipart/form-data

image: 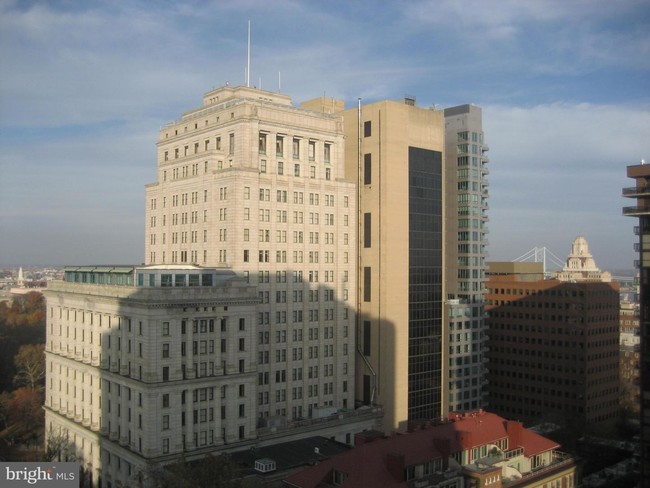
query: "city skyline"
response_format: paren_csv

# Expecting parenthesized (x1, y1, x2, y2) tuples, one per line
(1, 0, 649, 269)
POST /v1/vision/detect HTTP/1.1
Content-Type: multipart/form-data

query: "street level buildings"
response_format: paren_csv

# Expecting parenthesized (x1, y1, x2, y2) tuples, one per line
(485, 260, 620, 428)
(443, 104, 490, 413)
(623, 162, 650, 486)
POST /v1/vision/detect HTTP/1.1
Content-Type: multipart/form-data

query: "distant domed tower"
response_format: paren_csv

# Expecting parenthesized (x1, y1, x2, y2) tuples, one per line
(554, 236, 612, 282)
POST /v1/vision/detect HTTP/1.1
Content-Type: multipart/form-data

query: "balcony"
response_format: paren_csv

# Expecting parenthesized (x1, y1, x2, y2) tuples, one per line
(623, 186, 650, 197)
(623, 206, 650, 216)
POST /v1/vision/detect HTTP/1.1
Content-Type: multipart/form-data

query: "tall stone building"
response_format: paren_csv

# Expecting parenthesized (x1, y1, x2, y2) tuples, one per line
(44, 265, 259, 486)
(443, 104, 490, 413)
(341, 98, 446, 431)
(485, 258, 620, 428)
(623, 162, 650, 486)
(145, 86, 358, 425)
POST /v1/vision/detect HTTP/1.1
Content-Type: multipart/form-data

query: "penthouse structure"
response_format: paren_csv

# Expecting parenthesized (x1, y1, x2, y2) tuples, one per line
(485, 260, 620, 428)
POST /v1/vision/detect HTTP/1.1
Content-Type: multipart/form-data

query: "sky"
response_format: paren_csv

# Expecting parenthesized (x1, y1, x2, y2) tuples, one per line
(0, 0, 648, 271)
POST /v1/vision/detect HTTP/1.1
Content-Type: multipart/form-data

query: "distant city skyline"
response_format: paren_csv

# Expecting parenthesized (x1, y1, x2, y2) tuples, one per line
(1, 0, 648, 269)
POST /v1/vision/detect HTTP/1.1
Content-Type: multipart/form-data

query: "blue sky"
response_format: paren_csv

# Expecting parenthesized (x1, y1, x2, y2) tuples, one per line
(0, 0, 648, 270)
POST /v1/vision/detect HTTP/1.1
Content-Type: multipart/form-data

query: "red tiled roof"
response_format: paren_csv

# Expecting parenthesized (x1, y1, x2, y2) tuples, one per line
(283, 410, 560, 488)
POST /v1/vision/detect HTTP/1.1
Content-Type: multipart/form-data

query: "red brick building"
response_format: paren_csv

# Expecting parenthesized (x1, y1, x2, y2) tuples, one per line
(485, 262, 620, 428)
(283, 410, 576, 488)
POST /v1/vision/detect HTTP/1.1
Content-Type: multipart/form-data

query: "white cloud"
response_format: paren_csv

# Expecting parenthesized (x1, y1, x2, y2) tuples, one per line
(483, 102, 649, 268)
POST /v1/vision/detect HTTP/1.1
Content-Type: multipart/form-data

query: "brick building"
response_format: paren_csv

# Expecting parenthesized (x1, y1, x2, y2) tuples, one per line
(486, 261, 620, 428)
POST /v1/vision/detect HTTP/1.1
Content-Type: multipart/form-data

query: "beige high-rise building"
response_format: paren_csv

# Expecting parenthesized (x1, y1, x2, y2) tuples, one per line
(145, 85, 358, 426)
(341, 98, 446, 431)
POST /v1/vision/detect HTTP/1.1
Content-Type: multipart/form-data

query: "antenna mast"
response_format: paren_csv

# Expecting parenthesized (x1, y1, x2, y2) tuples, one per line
(246, 20, 251, 87)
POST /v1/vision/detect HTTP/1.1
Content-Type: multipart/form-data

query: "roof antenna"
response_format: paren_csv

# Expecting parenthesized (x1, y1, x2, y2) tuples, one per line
(246, 20, 251, 87)
(278, 72, 281, 92)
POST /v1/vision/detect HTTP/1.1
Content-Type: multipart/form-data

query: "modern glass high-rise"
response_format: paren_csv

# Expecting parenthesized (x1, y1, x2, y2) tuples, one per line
(341, 98, 446, 431)
(623, 163, 650, 487)
(443, 104, 490, 412)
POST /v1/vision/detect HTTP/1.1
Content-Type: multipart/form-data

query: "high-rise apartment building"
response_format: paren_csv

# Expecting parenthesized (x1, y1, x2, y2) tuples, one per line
(44, 265, 259, 487)
(485, 260, 620, 428)
(623, 162, 650, 486)
(443, 104, 490, 413)
(341, 98, 446, 431)
(145, 86, 358, 425)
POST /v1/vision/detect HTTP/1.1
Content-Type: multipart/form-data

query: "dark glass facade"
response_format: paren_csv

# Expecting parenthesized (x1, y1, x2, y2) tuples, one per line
(623, 165, 650, 487)
(408, 146, 443, 421)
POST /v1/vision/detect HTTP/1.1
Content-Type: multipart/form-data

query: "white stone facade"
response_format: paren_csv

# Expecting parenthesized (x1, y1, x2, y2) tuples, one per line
(44, 266, 259, 487)
(144, 86, 357, 424)
(554, 235, 612, 282)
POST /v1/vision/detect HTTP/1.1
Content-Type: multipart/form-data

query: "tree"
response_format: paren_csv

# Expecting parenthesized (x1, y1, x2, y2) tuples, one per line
(13, 344, 45, 390)
(1, 387, 43, 444)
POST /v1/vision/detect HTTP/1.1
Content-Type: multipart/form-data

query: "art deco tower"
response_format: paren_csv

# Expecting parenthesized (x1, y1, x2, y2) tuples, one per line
(145, 86, 357, 424)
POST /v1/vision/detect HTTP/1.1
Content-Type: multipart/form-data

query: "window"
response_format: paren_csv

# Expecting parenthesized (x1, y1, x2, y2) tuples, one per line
(363, 267, 371, 302)
(294, 164, 300, 177)
(276, 135, 284, 156)
(364, 153, 372, 184)
(293, 138, 300, 159)
(277, 161, 284, 175)
(258, 132, 267, 154)
(229, 133, 235, 155)
(324, 143, 331, 163)
(364, 120, 371, 137)
(364, 213, 371, 248)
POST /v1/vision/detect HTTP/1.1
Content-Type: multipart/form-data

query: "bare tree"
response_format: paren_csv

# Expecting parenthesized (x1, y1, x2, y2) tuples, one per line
(13, 344, 45, 390)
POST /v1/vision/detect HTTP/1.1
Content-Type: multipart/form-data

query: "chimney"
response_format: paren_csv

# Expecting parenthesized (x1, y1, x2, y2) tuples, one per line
(386, 452, 405, 481)
(506, 420, 524, 449)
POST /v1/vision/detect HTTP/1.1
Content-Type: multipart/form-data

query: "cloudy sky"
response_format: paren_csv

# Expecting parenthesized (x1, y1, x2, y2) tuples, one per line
(0, 0, 648, 271)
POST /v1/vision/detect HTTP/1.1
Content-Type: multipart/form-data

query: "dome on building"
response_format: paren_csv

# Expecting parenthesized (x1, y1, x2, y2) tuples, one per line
(554, 236, 611, 282)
